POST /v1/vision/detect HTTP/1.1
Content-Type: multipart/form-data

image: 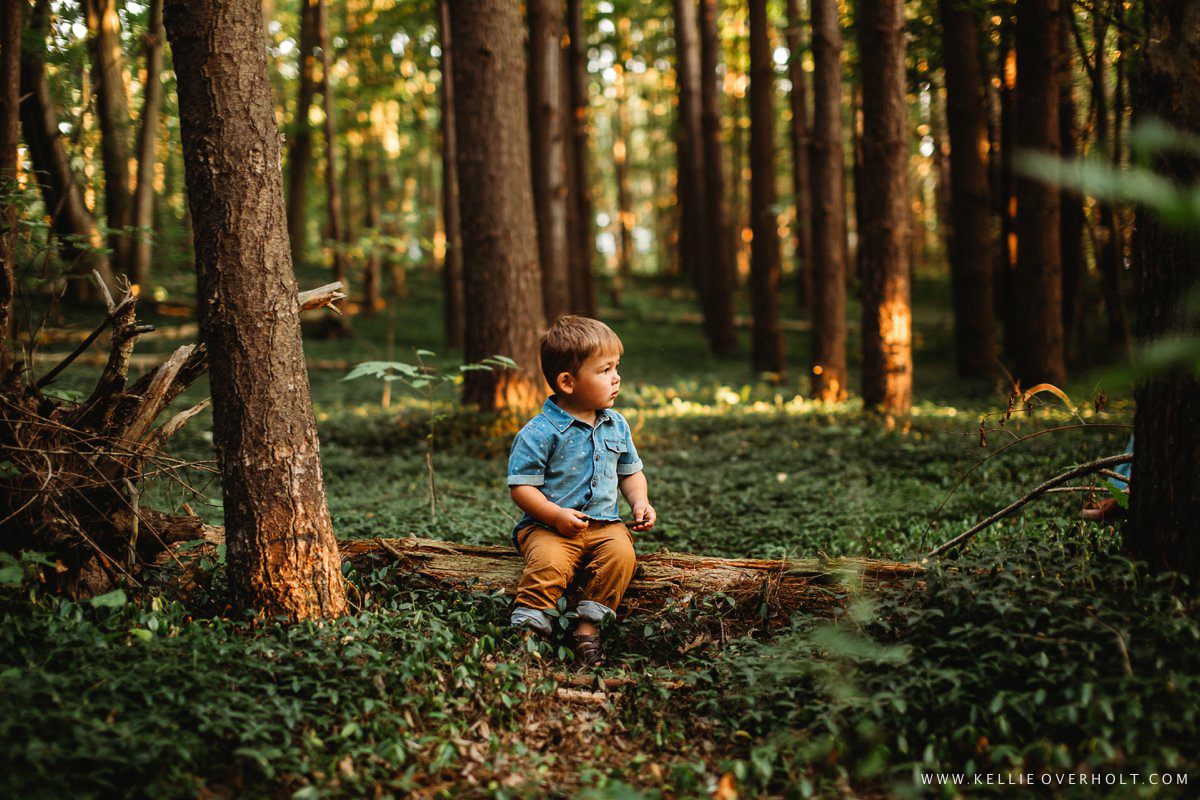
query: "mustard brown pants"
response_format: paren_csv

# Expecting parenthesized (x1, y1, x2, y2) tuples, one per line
(512, 520, 636, 631)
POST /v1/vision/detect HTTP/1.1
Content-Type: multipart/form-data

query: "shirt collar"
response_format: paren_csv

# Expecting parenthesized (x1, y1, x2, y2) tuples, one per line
(543, 395, 609, 432)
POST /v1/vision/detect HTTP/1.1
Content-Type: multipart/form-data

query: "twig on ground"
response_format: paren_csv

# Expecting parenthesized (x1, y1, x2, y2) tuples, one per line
(927, 453, 1134, 558)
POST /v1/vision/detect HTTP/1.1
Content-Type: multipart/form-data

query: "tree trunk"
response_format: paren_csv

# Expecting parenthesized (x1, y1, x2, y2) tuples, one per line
(84, 0, 134, 276)
(449, 0, 545, 410)
(437, 0, 464, 347)
(997, 17, 1018, 362)
(785, 0, 812, 312)
(939, 0, 995, 379)
(1093, 5, 1132, 354)
(857, 0, 911, 416)
(808, 0, 848, 401)
(0, 0, 20, 375)
(1129, 0, 1200, 581)
(362, 148, 383, 314)
(1058, 15, 1084, 359)
(1012, 0, 1066, 387)
(612, 64, 634, 291)
(673, 0, 706, 297)
(0, 1, 23, 377)
(164, 0, 347, 619)
(20, 0, 114, 299)
(527, 0, 570, 324)
(285, 0, 318, 269)
(565, 0, 595, 316)
(317, 0, 348, 292)
(130, 0, 165, 287)
(698, 0, 737, 353)
(748, 0, 783, 375)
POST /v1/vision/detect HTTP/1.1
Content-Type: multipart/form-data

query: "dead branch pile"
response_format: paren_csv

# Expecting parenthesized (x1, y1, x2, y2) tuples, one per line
(0, 275, 345, 595)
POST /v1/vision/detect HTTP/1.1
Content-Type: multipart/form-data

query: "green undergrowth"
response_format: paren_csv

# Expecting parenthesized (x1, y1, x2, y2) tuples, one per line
(2, 538, 1198, 798)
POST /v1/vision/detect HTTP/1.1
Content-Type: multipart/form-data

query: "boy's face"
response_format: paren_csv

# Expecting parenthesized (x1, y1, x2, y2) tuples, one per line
(558, 349, 621, 411)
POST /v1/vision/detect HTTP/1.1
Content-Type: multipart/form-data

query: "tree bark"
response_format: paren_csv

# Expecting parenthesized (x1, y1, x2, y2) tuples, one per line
(449, 0, 545, 410)
(1012, 0, 1066, 387)
(1058, 15, 1084, 358)
(939, 0, 995, 379)
(748, 0, 782, 375)
(565, 0, 595, 316)
(857, 0, 911, 416)
(437, 0, 464, 347)
(996, 17, 1018, 362)
(130, 0, 165, 287)
(0, 0, 21, 375)
(698, 0, 737, 353)
(20, 0, 114, 299)
(1092, 5, 1132, 354)
(785, 0, 812, 312)
(1129, 0, 1200, 581)
(84, 0, 134, 276)
(164, 0, 347, 619)
(808, 0, 848, 401)
(673, 0, 706, 302)
(527, 0, 571, 324)
(362, 148, 383, 314)
(285, 0, 319, 269)
(612, 64, 634, 292)
(317, 0, 348, 293)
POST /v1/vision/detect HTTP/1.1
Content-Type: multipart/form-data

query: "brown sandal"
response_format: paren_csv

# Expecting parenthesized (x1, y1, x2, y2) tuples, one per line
(572, 633, 605, 669)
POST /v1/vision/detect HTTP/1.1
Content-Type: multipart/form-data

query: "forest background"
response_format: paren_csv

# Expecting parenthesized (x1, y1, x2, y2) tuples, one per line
(0, 0, 1198, 797)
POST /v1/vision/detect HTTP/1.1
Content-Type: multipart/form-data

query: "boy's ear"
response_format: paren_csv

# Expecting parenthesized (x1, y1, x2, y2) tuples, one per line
(556, 371, 574, 395)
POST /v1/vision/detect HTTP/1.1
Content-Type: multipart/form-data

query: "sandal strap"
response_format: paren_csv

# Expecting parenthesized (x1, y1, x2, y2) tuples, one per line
(573, 633, 605, 667)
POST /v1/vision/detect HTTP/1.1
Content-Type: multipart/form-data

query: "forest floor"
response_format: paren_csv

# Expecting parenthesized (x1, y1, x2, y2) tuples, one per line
(3, 268, 1197, 798)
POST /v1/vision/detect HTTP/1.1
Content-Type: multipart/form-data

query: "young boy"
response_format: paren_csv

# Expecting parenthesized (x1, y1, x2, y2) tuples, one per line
(506, 315, 656, 668)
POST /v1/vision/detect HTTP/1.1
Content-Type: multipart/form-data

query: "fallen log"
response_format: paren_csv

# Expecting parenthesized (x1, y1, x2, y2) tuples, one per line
(166, 532, 924, 617)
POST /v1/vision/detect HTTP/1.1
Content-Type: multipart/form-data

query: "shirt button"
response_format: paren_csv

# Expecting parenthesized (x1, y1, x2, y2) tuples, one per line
(592, 480, 597, 487)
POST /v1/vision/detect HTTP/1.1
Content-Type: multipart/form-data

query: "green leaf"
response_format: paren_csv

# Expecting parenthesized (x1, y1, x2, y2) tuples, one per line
(0, 564, 23, 587)
(416, 349, 436, 358)
(130, 628, 153, 642)
(90, 589, 128, 608)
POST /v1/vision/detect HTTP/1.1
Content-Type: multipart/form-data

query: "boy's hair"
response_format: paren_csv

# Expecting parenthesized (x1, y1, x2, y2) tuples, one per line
(540, 315, 623, 392)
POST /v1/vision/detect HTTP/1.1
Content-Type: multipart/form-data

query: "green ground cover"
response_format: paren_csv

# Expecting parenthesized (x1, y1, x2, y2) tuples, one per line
(5, 269, 1194, 798)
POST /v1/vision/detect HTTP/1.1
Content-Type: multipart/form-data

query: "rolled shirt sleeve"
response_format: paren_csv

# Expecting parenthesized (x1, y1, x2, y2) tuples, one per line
(614, 414, 644, 476)
(507, 424, 550, 487)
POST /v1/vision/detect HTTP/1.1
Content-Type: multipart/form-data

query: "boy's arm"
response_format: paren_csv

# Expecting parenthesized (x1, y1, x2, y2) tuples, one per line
(618, 470, 656, 532)
(511, 485, 589, 537)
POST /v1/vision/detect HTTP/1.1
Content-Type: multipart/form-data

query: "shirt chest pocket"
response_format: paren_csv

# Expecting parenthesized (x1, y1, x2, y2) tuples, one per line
(601, 438, 627, 478)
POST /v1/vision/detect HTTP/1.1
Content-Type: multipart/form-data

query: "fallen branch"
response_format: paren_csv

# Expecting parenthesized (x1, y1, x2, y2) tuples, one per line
(927, 452, 1134, 558)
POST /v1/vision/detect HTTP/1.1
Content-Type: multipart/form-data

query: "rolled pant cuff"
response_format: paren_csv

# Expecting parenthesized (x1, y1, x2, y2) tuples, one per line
(511, 606, 553, 636)
(576, 600, 615, 624)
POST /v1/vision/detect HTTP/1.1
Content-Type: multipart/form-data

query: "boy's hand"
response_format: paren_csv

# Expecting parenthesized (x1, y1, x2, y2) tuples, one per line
(554, 507, 589, 538)
(630, 502, 656, 532)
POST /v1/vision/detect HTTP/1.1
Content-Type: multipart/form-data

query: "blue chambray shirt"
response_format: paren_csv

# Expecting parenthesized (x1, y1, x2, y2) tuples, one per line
(506, 396, 644, 545)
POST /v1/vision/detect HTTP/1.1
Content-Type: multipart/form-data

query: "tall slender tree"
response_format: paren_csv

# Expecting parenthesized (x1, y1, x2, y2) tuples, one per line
(438, 0, 464, 346)
(748, 0, 782, 374)
(449, 0, 545, 409)
(698, 0, 737, 353)
(164, 0, 347, 619)
(565, 0, 595, 316)
(1091, 4, 1131, 354)
(528, 0, 570, 323)
(612, 62, 634, 291)
(996, 15, 1018, 359)
(672, 0, 706, 301)
(130, 0, 165, 286)
(1012, 0, 1066, 387)
(84, 0, 134, 274)
(785, 0, 812, 311)
(1058, 15, 1084, 356)
(1129, 0, 1200, 581)
(0, 0, 21, 375)
(285, 0, 319, 268)
(808, 0, 848, 401)
(857, 0, 911, 416)
(317, 0, 348, 291)
(939, 0, 995, 378)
